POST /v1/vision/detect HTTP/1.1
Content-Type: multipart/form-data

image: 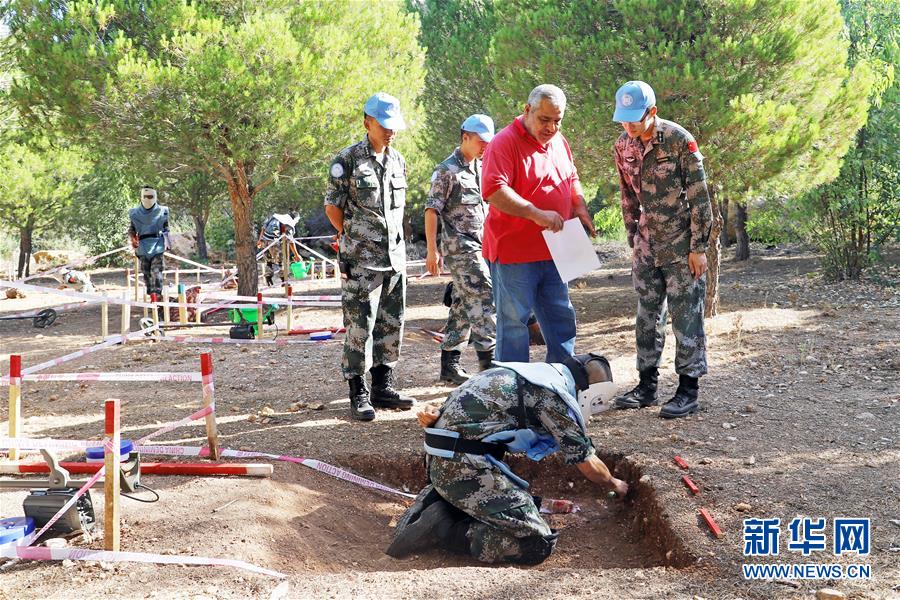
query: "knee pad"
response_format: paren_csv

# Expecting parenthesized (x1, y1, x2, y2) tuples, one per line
(511, 531, 560, 566)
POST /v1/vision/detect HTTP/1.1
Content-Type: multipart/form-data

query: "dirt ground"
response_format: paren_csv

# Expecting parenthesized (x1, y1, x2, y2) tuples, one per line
(0, 243, 897, 600)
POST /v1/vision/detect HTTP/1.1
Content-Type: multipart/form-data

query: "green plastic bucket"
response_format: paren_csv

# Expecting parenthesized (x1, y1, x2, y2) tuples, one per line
(290, 261, 311, 279)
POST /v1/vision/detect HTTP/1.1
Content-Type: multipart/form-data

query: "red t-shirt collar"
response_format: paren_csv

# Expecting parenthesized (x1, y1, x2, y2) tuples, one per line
(512, 116, 551, 152)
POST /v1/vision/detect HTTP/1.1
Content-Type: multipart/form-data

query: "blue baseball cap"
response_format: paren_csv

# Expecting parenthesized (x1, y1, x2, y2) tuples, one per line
(461, 114, 495, 142)
(364, 92, 406, 131)
(613, 81, 656, 122)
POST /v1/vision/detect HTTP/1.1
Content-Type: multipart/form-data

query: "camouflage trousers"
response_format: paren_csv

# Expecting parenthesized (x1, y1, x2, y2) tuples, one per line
(429, 456, 554, 564)
(341, 265, 405, 379)
(442, 252, 496, 353)
(263, 246, 283, 283)
(632, 252, 708, 377)
(139, 253, 165, 296)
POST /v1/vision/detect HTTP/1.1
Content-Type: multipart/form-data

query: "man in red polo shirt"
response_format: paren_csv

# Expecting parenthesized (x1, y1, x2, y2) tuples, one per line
(481, 84, 595, 362)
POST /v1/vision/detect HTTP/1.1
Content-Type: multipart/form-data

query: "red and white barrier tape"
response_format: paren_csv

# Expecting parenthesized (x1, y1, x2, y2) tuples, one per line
(19, 326, 158, 376)
(0, 281, 155, 308)
(0, 406, 214, 452)
(130, 445, 414, 498)
(134, 404, 215, 445)
(210, 294, 340, 303)
(146, 336, 338, 346)
(0, 280, 333, 312)
(0, 300, 96, 320)
(0, 544, 285, 578)
(17, 245, 131, 284)
(14, 372, 202, 383)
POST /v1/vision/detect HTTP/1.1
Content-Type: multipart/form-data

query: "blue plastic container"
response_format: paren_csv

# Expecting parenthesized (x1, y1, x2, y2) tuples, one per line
(86, 439, 134, 463)
(0, 516, 35, 545)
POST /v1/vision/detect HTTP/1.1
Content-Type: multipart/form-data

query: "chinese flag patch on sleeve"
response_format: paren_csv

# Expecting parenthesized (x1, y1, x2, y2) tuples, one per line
(687, 140, 699, 153)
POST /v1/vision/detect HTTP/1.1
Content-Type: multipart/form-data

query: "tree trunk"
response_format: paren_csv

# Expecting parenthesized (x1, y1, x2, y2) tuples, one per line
(227, 169, 258, 297)
(704, 189, 723, 318)
(734, 203, 750, 261)
(193, 214, 209, 262)
(17, 223, 34, 279)
(719, 196, 731, 247)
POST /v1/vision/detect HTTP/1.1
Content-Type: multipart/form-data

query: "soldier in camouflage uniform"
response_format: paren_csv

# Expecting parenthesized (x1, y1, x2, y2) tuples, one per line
(324, 92, 415, 421)
(425, 114, 497, 385)
(611, 81, 713, 419)
(386, 355, 628, 564)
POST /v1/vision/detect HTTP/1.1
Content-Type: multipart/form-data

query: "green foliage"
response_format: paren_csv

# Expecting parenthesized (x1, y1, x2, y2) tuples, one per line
(3, 0, 426, 293)
(791, 0, 898, 280)
(745, 199, 798, 246)
(0, 132, 90, 238)
(65, 160, 142, 261)
(484, 0, 873, 202)
(592, 202, 626, 242)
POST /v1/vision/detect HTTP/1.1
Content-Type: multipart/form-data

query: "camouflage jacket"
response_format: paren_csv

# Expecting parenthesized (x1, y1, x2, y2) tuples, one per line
(425, 147, 486, 255)
(434, 367, 595, 468)
(613, 118, 712, 267)
(324, 136, 407, 272)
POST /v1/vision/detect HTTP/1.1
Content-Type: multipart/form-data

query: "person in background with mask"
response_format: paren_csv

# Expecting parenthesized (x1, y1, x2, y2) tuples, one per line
(128, 186, 170, 303)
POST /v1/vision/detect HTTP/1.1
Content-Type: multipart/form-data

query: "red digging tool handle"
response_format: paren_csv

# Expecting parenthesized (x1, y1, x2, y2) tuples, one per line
(682, 475, 700, 495)
(699, 507, 724, 539)
(673, 455, 689, 470)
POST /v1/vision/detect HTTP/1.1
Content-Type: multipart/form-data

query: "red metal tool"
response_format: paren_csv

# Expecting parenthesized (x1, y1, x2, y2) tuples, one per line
(673, 455, 689, 470)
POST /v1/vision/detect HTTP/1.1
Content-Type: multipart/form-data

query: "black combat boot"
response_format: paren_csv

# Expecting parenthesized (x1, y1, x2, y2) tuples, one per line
(370, 365, 415, 409)
(614, 368, 659, 409)
(264, 274, 274, 287)
(348, 376, 375, 421)
(659, 374, 700, 419)
(440, 350, 470, 385)
(476, 349, 494, 372)
(386, 497, 473, 558)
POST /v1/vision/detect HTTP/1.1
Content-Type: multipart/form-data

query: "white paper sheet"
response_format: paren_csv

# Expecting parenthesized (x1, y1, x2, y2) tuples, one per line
(541, 218, 601, 282)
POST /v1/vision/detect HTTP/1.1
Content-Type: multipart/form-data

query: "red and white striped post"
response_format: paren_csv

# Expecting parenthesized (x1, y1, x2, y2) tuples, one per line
(8, 355, 21, 460)
(256, 292, 264, 339)
(285, 285, 293, 332)
(200, 353, 220, 460)
(104, 398, 121, 551)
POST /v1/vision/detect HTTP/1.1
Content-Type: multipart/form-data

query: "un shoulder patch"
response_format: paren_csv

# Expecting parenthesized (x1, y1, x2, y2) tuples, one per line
(330, 162, 345, 178)
(430, 171, 438, 183)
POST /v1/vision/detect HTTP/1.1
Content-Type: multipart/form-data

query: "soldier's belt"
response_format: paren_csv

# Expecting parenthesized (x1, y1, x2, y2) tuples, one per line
(424, 428, 505, 461)
(138, 233, 163, 240)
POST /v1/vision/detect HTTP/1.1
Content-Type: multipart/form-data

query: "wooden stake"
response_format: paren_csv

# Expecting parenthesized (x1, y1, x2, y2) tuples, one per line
(104, 398, 121, 551)
(256, 292, 264, 339)
(177, 284, 188, 324)
(286, 285, 293, 333)
(280, 228, 289, 285)
(200, 353, 219, 460)
(132, 257, 140, 301)
(8, 355, 21, 460)
(101, 302, 109, 339)
(150, 293, 160, 333)
(120, 292, 130, 339)
(161, 285, 169, 326)
(195, 294, 203, 324)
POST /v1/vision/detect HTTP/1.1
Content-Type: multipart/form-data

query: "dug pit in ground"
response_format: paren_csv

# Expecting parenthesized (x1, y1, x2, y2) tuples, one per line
(336, 451, 694, 571)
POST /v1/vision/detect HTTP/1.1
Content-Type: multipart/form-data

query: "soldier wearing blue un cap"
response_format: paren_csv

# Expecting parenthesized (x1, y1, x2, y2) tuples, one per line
(324, 92, 415, 421)
(611, 80, 713, 420)
(425, 114, 497, 385)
